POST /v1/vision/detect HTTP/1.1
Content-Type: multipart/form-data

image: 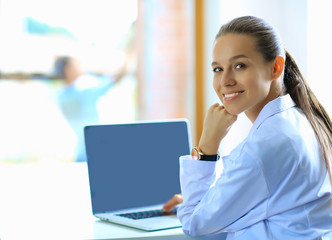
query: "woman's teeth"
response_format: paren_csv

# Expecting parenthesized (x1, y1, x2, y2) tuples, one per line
(224, 92, 241, 98)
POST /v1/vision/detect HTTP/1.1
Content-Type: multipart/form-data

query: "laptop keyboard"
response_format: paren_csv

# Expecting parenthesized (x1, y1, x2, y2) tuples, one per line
(117, 208, 177, 220)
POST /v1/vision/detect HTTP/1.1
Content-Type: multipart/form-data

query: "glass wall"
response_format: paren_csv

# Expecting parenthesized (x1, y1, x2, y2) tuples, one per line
(0, 0, 138, 163)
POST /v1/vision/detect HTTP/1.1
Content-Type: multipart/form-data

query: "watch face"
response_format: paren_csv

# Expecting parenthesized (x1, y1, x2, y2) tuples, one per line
(191, 148, 199, 160)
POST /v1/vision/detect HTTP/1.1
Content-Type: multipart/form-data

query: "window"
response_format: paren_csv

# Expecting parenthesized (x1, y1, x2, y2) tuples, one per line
(0, 0, 138, 163)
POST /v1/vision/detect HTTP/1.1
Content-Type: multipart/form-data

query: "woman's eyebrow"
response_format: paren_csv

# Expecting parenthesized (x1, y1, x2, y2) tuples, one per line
(229, 54, 248, 61)
(211, 54, 249, 67)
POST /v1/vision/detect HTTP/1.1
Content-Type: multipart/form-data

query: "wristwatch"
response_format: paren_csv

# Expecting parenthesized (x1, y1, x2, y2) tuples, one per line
(191, 147, 220, 161)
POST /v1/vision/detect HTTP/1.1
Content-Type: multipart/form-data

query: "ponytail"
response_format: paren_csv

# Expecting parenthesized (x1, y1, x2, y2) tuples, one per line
(284, 50, 332, 188)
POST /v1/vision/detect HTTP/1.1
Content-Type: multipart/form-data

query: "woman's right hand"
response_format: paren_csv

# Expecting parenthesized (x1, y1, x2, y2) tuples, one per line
(199, 103, 237, 155)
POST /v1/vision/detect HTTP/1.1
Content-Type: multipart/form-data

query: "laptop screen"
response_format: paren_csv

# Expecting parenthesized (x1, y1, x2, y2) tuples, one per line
(84, 120, 191, 214)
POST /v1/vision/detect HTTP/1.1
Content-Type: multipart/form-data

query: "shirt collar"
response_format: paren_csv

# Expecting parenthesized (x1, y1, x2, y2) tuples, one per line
(251, 94, 296, 131)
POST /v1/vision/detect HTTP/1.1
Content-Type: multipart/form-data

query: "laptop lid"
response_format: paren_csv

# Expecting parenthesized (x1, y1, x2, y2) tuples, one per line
(84, 119, 191, 216)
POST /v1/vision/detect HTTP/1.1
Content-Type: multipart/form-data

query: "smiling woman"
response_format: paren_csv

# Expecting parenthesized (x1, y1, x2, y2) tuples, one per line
(164, 15, 332, 239)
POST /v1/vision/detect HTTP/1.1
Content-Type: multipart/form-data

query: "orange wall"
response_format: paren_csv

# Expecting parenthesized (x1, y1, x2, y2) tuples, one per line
(137, 0, 194, 120)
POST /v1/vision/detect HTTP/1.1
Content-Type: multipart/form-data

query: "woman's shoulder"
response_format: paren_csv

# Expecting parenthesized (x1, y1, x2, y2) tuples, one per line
(248, 121, 296, 154)
(228, 107, 317, 169)
(251, 107, 311, 145)
(243, 110, 308, 166)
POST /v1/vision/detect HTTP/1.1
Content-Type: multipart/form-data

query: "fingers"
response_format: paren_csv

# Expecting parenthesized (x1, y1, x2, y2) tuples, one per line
(210, 102, 224, 110)
(211, 102, 221, 107)
(209, 104, 238, 125)
(162, 194, 183, 213)
(208, 104, 228, 118)
(209, 103, 236, 115)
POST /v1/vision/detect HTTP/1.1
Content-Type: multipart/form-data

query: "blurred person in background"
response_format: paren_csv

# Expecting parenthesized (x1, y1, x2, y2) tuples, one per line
(54, 22, 137, 162)
(53, 56, 127, 162)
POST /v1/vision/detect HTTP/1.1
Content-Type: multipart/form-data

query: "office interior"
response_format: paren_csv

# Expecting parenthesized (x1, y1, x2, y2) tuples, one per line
(0, 0, 331, 239)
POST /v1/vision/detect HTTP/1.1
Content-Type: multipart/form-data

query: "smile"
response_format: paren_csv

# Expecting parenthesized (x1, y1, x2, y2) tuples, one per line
(223, 91, 244, 100)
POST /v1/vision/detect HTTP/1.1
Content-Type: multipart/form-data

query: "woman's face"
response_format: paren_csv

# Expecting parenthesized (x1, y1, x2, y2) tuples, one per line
(212, 33, 275, 122)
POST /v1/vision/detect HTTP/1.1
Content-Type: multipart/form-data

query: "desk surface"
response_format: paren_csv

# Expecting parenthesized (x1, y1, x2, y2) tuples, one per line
(0, 163, 226, 240)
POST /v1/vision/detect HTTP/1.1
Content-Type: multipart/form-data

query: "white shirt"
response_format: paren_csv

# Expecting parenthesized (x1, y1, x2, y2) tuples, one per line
(178, 95, 332, 239)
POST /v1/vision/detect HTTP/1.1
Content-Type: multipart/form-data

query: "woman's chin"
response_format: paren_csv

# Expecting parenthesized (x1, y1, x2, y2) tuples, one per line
(223, 105, 241, 116)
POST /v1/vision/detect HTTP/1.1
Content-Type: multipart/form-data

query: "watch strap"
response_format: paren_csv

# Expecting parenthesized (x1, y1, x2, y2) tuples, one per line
(192, 147, 220, 161)
(199, 154, 220, 161)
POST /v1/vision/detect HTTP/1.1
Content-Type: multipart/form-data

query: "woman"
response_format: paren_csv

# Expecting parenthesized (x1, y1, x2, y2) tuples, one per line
(164, 16, 332, 239)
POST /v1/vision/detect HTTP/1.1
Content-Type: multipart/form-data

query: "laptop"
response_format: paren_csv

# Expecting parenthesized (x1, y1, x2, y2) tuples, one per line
(84, 119, 191, 231)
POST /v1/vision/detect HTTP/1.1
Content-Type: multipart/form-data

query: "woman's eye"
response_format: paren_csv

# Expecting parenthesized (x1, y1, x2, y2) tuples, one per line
(235, 63, 246, 69)
(213, 67, 223, 72)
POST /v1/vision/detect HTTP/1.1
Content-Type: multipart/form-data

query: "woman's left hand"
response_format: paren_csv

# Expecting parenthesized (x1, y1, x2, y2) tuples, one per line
(162, 194, 183, 213)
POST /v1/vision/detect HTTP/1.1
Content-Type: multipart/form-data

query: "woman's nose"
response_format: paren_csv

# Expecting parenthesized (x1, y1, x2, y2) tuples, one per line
(219, 70, 236, 87)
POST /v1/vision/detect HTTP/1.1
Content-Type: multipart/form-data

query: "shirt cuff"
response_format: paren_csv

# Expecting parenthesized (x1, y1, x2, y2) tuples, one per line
(180, 155, 217, 173)
(179, 155, 217, 194)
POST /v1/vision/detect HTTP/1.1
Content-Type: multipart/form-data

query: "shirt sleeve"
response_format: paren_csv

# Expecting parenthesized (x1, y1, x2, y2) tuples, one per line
(76, 75, 114, 97)
(178, 149, 269, 237)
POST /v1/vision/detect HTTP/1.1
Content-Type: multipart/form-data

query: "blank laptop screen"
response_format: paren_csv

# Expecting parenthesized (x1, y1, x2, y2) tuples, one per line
(84, 120, 191, 214)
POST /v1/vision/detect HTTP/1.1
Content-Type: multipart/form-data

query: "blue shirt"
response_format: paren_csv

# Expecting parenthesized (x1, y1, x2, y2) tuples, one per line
(178, 95, 332, 239)
(57, 75, 114, 162)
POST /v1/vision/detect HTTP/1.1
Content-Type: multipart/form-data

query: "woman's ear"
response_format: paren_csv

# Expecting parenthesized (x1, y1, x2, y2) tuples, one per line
(272, 56, 285, 80)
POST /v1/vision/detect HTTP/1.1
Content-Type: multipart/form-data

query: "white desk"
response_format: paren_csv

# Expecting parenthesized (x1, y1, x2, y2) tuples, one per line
(0, 163, 226, 240)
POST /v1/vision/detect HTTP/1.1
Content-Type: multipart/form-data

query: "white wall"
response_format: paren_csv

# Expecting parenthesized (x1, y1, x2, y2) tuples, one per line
(204, 0, 308, 155)
(308, 0, 332, 116)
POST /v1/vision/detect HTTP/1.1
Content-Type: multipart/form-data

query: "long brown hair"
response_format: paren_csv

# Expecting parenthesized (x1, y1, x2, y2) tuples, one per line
(216, 16, 332, 188)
